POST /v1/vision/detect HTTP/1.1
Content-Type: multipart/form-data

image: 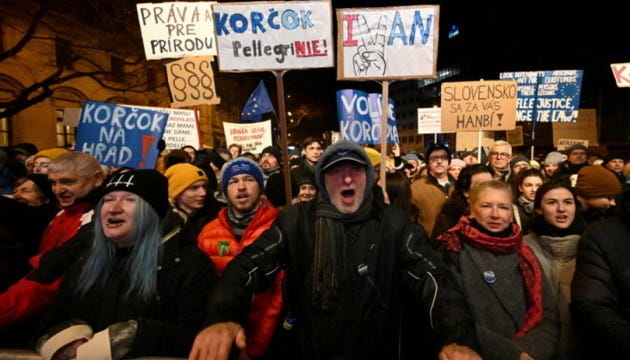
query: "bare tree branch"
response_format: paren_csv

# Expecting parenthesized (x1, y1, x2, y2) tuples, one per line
(0, 4, 49, 62)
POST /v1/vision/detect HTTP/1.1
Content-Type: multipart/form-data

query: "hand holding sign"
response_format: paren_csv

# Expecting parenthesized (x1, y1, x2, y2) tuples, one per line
(353, 15, 387, 76)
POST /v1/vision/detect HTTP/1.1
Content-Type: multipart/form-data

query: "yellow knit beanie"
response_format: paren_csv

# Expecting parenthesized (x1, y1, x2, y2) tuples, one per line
(164, 163, 208, 199)
(34, 148, 69, 161)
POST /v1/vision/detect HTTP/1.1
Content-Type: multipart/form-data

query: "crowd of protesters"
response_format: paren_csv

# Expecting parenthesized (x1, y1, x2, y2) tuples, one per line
(0, 136, 629, 360)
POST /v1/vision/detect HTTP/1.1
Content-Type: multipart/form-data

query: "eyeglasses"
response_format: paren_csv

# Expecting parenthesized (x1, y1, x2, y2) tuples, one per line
(489, 152, 511, 158)
(429, 155, 450, 162)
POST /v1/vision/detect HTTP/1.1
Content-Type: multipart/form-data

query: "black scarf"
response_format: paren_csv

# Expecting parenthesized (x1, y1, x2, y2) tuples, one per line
(311, 188, 376, 310)
(529, 213, 585, 238)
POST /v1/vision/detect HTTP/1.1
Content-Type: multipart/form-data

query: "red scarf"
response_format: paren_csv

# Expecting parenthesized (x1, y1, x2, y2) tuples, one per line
(438, 216, 543, 339)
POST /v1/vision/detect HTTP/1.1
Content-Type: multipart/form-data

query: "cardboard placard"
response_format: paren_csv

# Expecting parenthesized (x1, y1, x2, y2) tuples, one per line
(417, 107, 442, 134)
(552, 108, 598, 146)
(165, 56, 221, 108)
(222, 120, 273, 154)
(440, 80, 517, 132)
(213, 1, 334, 71)
(506, 125, 523, 147)
(611, 62, 630, 88)
(137, 2, 217, 60)
(557, 139, 589, 151)
(336, 5, 439, 81)
(456, 131, 494, 151)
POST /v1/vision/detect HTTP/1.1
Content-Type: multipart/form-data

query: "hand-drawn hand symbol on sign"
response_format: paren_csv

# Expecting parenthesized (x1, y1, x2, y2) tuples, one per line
(352, 15, 387, 76)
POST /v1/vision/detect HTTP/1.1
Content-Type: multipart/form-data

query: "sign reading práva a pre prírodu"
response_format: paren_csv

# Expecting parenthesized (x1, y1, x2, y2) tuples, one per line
(137, 2, 217, 60)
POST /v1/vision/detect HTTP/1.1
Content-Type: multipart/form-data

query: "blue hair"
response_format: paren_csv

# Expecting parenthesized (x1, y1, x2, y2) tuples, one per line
(76, 195, 162, 303)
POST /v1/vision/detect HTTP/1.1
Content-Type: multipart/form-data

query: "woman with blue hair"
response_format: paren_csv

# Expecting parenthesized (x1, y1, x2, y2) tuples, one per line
(34, 169, 217, 360)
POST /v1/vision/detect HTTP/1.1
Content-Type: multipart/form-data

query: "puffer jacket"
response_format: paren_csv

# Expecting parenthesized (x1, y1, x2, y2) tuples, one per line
(197, 198, 282, 358)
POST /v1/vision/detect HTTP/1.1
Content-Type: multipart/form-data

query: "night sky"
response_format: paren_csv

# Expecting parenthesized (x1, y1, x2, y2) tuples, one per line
(281, 1, 630, 141)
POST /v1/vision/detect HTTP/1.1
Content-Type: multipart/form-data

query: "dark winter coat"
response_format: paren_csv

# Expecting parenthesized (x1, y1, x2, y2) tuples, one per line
(206, 186, 479, 360)
(34, 216, 217, 358)
(570, 188, 630, 358)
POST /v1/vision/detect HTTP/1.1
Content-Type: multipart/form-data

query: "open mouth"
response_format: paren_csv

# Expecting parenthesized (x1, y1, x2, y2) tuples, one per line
(341, 189, 355, 200)
(106, 218, 124, 227)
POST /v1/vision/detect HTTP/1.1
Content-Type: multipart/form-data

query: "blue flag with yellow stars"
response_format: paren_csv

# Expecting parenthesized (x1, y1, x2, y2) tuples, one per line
(241, 80, 274, 122)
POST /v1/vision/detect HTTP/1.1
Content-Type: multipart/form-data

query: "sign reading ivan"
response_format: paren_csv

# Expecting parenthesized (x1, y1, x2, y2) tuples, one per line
(337, 5, 439, 80)
(499, 70, 583, 123)
(441, 80, 518, 132)
(213, 1, 334, 71)
(76, 101, 168, 169)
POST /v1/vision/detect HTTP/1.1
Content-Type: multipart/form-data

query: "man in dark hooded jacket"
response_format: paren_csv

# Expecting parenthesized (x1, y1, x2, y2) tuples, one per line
(190, 140, 481, 360)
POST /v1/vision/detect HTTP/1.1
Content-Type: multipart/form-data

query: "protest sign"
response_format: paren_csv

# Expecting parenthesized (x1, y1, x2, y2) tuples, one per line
(506, 125, 524, 147)
(417, 107, 443, 134)
(76, 101, 168, 168)
(137, 2, 217, 60)
(499, 70, 583, 123)
(212, 1, 334, 71)
(557, 139, 589, 151)
(336, 89, 399, 144)
(134, 105, 200, 149)
(62, 108, 81, 127)
(337, 5, 439, 80)
(165, 56, 221, 108)
(552, 108, 598, 146)
(455, 131, 494, 151)
(611, 63, 630, 88)
(222, 120, 272, 154)
(158, 109, 200, 149)
(440, 80, 517, 132)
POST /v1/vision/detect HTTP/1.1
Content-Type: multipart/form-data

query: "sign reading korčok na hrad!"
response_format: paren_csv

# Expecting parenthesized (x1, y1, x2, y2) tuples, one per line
(75, 101, 168, 169)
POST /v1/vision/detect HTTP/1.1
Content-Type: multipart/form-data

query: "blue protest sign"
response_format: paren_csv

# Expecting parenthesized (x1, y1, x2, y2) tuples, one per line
(336, 89, 399, 145)
(75, 101, 169, 169)
(499, 70, 583, 123)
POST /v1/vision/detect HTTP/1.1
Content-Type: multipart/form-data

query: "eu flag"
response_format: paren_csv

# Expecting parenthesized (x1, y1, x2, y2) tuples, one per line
(241, 80, 274, 122)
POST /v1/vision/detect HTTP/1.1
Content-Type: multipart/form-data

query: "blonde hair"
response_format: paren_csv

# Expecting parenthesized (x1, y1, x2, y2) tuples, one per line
(469, 179, 513, 206)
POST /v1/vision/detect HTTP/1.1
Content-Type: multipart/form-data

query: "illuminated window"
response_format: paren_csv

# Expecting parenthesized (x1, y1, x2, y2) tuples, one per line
(0, 110, 9, 147)
(55, 109, 75, 148)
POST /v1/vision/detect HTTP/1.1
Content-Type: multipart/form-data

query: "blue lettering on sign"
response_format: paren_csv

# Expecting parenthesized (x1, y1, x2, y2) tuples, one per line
(336, 89, 399, 145)
(385, 10, 433, 46)
(76, 101, 168, 168)
(214, 9, 314, 36)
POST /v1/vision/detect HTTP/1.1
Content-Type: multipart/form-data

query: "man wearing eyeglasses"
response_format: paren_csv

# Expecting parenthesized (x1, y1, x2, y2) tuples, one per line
(555, 143, 589, 180)
(487, 140, 513, 182)
(410, 142, 455, 237)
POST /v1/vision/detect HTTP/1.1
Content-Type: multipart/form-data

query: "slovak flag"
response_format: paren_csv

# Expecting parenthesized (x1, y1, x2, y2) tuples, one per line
(241, 80, 274, 122)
